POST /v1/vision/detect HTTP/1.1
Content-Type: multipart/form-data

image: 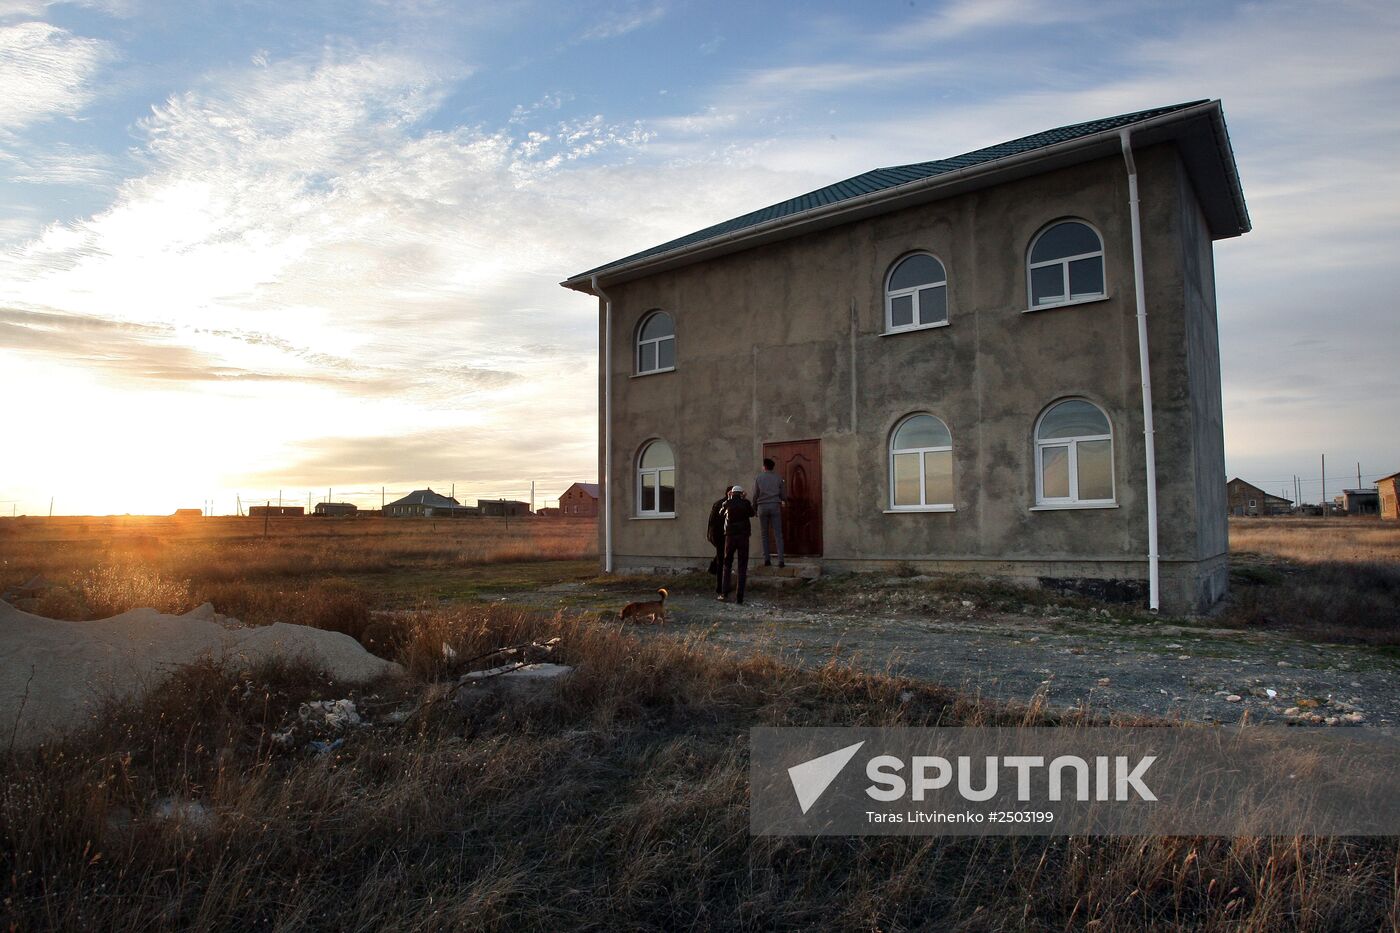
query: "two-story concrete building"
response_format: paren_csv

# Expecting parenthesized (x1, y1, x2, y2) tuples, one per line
(562, 101, 1250, 613)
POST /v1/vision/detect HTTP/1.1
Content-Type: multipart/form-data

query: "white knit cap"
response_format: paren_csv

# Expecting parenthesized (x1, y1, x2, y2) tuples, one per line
(729, 485, 744, 494)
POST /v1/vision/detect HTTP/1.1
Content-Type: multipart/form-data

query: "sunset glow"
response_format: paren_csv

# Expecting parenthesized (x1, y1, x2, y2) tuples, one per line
(2, 1, 1397, 514)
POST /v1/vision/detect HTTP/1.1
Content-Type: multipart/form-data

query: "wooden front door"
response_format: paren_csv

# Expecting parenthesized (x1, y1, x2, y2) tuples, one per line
(762, 439, 822, 557)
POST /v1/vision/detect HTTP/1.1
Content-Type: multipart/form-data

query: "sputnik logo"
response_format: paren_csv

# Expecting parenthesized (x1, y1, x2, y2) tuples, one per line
(787, 741, 865, 814)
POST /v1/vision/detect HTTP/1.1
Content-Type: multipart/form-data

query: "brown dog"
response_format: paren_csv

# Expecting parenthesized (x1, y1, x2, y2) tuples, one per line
(619, 587, 668, 623)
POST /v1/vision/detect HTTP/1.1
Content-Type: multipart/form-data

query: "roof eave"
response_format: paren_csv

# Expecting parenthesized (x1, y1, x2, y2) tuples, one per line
(562, 100, 1249, 293)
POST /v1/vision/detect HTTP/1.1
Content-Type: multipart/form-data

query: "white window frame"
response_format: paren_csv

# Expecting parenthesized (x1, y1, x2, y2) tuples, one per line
(1032, 400, 1116, 509)
(887, 414, 956, 512)
(635, 310, 676, 376)
(635, 439, 676, 518)
(883, 252, 949, 335)
(1025, 220, 1106, 311)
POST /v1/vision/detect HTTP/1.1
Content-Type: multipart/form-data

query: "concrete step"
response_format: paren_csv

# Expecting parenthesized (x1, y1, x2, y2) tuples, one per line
(741, 574, 807, 589)
(748, 561, 822, 580)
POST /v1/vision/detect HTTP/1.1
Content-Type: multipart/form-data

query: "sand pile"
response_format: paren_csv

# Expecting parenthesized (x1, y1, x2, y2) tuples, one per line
(0, 601, 403, 747)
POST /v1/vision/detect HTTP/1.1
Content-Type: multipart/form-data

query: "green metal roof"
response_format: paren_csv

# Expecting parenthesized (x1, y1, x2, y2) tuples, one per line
(566, 100, 1247, 288)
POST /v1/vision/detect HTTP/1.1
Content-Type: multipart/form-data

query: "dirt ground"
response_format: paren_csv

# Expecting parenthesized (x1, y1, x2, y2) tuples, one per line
(497, 572, 1400, 728)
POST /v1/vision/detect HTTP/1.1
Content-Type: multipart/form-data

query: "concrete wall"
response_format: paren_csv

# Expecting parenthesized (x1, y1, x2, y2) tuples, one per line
(596, 144, 1229, 613)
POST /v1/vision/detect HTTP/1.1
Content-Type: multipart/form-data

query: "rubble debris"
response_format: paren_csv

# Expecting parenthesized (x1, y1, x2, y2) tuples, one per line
(0, 600, 403, 748)
(151, 797, 213, 829)
(299, 699, 362, 730)
(1, 574, 51, 603)
(460, 662, 574, 681)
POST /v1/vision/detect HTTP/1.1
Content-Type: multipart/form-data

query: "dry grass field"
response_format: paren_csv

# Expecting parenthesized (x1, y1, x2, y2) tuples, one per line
(1225, 517, 1400, 646)
(0, 514, 598, 630)
(1, 514, 1397, 930)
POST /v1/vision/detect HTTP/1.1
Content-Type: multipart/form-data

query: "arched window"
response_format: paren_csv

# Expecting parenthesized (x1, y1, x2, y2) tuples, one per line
(636, 311, 675, 374)
(884, 253, 947, 332)
(889, 414, 954, 509)
(636, 439, 675, 516)
(1034, 399, 1114, 506)
(1027, 221, 1105, 309)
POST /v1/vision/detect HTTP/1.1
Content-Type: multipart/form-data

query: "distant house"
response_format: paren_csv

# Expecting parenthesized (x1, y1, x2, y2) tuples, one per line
(1337, 488, 1380, 516)
(172, 508, 203, 519)
(536, 507, 561, 517)
(1379, 473, 1400, 520)
(385, 489, 479, 518)
(314, 502, 358, 517)
(249, 505, 305, 518)
(1226, 478, 1291, 517)
(558, 482, 600, 517)
(477, 499, 532, 517)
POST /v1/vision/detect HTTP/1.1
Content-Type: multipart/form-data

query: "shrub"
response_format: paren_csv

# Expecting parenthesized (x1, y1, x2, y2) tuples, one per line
(75, 564, 193, 618)
(298, 579, 372, 641)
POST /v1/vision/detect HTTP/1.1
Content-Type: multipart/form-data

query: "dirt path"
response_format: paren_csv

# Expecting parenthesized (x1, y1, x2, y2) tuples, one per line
(496, 576, 1400, 728)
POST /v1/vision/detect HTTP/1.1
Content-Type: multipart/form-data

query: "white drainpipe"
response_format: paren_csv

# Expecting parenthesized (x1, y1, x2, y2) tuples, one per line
(590, 274, 614, 573)
(1120, 128, 1160, 612)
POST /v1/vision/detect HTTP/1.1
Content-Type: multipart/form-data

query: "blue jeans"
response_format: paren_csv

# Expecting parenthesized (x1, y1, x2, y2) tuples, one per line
(759, 504, 783, 563)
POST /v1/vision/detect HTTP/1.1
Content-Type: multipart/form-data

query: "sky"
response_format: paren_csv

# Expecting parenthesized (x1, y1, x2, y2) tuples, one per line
(0, 0, 1396, 515)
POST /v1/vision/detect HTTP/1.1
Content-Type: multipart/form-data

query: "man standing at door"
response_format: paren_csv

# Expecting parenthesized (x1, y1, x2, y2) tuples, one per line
(719, 485, 754, 604)
(754, 457, 786, 568)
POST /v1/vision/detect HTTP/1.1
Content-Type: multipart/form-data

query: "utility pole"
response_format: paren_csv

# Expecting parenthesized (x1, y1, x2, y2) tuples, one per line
(264, 500, 270, 537)
(530, 480, 535, 514)
(278, 489, 282, 508)
(49, 497, 53, 518)
(237, 494, 242, 517)
(451, 482, 455, 502)
(1358, 462, 1362, 489)
(1321, 454, 1326, 517)
(381, 486, 385, 510)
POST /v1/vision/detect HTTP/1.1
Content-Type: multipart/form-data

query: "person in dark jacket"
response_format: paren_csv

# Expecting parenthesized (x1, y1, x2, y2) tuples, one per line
(719, 485, 755, 604)
(706, 488, 729, 595)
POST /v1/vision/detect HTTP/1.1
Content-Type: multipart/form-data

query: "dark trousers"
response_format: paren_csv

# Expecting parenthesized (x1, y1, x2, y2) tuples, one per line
(723, 534, 749, 602)
(711, 540, 726, 593)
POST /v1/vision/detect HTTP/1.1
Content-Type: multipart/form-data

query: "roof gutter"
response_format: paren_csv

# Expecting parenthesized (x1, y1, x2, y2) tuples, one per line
(589, 274, 614, 574)
(1121, 127, 1160, 613)
(566, 101, 1232, 291)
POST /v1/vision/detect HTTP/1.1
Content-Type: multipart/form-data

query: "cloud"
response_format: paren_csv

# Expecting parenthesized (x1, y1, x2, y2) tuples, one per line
(580, 2, 667, 41)
(0, 21, 112, 132)
(0, 306, 533, 403)
(0, 306, 347, 386)
(0, 143, 113, 185)
(250, 425, 595, 496)
(888, 0, 1098, 42)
